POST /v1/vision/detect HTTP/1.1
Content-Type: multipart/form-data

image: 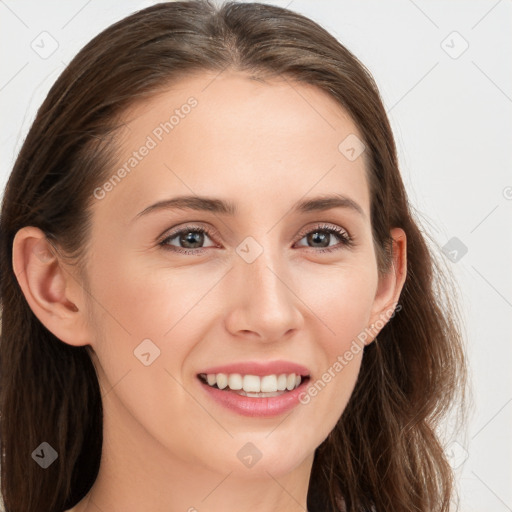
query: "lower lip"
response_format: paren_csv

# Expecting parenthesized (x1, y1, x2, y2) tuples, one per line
(197, 377, 310, 417)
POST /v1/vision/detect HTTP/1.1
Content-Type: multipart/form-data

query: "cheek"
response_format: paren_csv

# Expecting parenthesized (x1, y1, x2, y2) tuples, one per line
(86, 251, 207, 342)
(303, 259, 378, 341)
(83, 251, 228, 408)
(83, 256, 215, 465)
(295, 264, 377, 430)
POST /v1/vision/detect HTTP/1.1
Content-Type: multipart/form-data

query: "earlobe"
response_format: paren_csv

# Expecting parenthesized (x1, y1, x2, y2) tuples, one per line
(366, 227, 407, 344)
(12, 226, 90, 347)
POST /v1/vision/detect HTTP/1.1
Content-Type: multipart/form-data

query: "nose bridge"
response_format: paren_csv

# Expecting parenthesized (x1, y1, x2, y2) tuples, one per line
(228, 233, 301, 338)
(244, 240, 285, 301)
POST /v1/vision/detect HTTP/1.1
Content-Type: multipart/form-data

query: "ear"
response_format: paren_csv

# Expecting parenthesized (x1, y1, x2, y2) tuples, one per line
(12, 226, 92, 347)
(366, 227, 407, 344)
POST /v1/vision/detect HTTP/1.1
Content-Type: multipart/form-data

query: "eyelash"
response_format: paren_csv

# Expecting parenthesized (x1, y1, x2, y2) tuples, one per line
(158, 223, 355, 255)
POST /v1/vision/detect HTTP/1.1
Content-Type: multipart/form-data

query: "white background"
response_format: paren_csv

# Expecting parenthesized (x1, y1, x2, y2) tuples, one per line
(1, 1, 511, 511)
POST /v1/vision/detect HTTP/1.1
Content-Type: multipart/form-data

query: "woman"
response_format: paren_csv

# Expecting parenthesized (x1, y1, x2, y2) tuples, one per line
(0, 1, 467, 511)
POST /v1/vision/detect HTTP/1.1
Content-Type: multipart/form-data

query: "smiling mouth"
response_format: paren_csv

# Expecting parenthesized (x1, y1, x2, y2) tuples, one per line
(197, 372, 310, 397)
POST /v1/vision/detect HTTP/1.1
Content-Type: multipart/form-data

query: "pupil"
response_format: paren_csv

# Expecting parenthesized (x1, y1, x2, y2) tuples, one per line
(308, 231, 329, 248)
(181, 231, 203, 248)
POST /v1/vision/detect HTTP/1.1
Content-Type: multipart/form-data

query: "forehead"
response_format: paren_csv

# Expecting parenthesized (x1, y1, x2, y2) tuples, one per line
(96, 70, 370, 221)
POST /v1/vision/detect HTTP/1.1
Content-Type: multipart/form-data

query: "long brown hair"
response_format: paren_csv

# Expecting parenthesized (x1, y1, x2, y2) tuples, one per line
(0, 1, 467, 511)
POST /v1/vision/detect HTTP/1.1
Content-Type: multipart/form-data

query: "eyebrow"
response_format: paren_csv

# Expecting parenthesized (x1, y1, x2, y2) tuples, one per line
(133, 193, 366, 221)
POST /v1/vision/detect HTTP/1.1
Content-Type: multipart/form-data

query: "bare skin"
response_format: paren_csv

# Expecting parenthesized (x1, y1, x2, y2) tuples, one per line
(13, 70, 406, 512)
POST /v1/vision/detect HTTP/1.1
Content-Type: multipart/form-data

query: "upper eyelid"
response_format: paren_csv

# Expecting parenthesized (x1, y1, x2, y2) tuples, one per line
(297, 223, 350, 238)
(160, 223, 220, 243)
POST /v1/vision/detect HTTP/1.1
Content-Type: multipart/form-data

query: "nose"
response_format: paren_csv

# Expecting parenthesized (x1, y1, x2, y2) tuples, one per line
(224, 243, 304, 342)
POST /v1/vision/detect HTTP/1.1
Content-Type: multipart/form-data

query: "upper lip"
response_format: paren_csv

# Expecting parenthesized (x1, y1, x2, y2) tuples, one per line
(197, 360, 310, 377)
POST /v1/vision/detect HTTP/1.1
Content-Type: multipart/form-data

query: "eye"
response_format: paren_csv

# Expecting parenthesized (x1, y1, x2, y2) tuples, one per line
(294, 223, 354, 253)
(158, 223, 354, 255)
(159, 224, 218, 255)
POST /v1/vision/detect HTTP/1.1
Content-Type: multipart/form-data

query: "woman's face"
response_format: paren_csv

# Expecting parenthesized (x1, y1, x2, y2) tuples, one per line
(77, 70, 404, 481)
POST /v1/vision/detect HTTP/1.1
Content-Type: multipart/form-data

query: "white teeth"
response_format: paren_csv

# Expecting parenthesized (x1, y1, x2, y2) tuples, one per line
(200, 372, 306, 393)
(216, 373, 228, 389)
(243, 375, 261, 392)
(276, 374, 287, 391)
(260, 375, 277, 393)
(228, 373, 243, 390)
